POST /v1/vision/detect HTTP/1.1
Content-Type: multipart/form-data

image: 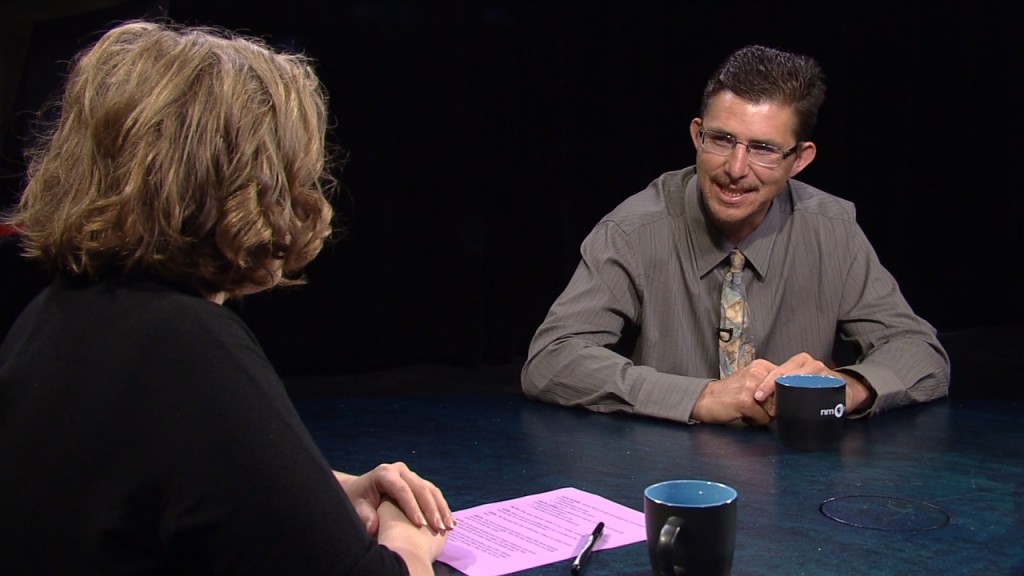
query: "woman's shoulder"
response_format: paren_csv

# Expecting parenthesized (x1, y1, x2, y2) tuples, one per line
(47, 275, 269, 376)
(97, 275, 251, 337)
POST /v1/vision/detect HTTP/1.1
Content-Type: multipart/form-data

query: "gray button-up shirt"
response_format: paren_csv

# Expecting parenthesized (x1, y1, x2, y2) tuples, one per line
(522, 167, 949, 423)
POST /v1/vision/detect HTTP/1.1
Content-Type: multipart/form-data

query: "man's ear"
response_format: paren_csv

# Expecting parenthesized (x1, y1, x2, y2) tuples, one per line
(788, 141, 816, 178)
(689, 118, 703, 151)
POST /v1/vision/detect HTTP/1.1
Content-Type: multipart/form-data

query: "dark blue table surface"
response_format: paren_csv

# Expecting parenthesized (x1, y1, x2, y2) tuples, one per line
(296, 393, 1024, 576)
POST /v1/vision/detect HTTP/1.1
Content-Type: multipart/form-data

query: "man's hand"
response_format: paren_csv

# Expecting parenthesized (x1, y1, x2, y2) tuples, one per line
(692, 359, 778, 425)
(334, 462, 455, 536)
(753, 352, 875, 416)
(692, 353, 877, 425)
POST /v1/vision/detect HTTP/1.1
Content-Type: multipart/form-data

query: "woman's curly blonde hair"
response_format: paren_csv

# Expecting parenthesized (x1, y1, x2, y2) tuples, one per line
(5, 20, 336, 298)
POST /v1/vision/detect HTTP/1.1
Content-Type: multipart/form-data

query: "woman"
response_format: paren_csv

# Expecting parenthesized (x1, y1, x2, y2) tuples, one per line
(0, 20, 451, 575)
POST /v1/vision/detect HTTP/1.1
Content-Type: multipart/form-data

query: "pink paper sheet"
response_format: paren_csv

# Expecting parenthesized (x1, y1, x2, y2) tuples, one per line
(437, 486, 646, 576)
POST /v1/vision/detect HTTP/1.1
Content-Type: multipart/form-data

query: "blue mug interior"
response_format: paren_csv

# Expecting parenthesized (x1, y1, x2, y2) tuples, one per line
(645, 480, 737, 507)
(776, 374, 845, 389)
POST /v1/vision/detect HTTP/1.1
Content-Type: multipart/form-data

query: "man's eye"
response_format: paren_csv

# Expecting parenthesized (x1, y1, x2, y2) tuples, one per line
(749, 144, 780, 157)
(709, 134, 733, 146)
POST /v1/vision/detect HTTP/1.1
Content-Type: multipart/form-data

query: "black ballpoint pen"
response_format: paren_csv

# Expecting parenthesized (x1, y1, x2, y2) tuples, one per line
(570, 521, 604, 575)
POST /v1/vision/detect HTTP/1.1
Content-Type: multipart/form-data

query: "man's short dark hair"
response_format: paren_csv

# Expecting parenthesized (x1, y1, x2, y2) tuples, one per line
(702, 45, 826, 142)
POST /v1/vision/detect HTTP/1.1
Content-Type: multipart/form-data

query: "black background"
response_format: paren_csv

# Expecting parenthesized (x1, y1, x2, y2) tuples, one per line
(2, 0, 1022, 382)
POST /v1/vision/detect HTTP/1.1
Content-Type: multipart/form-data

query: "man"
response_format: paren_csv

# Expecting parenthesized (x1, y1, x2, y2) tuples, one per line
(521, 45, 949, 425)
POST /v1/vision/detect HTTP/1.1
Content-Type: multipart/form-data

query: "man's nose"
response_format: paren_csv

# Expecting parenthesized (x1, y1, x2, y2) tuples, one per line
(724, 144, 752, 179)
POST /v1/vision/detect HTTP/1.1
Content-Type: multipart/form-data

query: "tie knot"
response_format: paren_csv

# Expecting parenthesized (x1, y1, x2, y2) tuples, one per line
(729, 249, 745, 273)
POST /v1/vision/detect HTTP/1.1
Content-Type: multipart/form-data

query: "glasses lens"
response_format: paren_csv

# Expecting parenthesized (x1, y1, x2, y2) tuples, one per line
(701, 130, 734, 155)
(747, 145, 784, 168)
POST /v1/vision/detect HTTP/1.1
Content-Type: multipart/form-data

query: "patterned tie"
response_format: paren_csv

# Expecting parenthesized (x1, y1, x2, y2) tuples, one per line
(719, 249, 755, 377)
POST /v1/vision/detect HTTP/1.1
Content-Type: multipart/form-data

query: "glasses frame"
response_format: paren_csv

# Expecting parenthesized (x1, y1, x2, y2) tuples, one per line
(698, 127, 800, 168)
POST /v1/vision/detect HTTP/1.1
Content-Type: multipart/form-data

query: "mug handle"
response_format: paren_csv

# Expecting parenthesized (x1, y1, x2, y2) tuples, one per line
(657, 516, 685, 576)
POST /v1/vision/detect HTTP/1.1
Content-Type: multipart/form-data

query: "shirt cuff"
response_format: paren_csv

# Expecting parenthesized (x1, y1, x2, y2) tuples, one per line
(632, 367, 711, 424)
(836, 363, 903, 418)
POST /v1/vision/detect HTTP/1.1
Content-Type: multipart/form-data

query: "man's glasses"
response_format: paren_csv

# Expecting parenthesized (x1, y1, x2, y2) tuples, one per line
(698, 127, 799, 169)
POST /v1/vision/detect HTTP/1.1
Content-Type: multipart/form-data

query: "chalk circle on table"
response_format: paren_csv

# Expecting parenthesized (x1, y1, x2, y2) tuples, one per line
(819, 495, 951, 532)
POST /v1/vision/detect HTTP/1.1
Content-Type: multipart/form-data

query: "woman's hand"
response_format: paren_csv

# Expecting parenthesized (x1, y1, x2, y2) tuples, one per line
(334, 462, 455, 535)
(377, 498, 448, 576)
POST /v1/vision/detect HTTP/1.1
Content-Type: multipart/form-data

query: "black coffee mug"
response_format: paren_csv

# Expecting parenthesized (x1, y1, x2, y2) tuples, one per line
(775, 374, 846, 451)
(644, 480, 737, 576)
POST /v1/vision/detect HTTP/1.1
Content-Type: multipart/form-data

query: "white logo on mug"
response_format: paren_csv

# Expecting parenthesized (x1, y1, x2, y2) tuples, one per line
(819, 403, 845, 418)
